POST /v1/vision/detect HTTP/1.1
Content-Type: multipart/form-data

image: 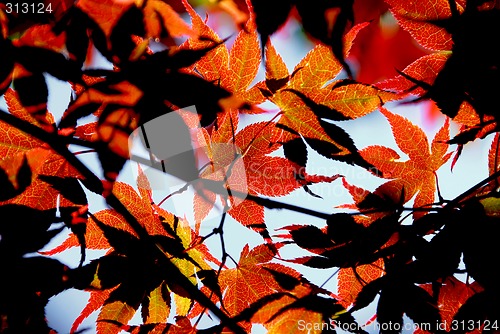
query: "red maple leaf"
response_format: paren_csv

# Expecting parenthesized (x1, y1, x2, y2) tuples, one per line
(359, 107, 452, 219)
(0, 88, 84, 210)
(417, 277, 483, 333)
(191, 108, 341, 238)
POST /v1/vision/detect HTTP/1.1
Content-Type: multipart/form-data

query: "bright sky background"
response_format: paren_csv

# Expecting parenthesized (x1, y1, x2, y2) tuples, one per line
(0, 4, 494, 334)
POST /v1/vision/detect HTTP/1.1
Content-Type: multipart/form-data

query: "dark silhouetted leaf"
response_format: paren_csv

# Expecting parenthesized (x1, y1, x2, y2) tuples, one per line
(453, 291, 499, 334)
(285, 89, 350, 121)
(196, 269, 223, 300)
(306, 119, 376, 171)
(250, 0, 294, 54)
(0, 155, 32, 201)
(15, 46, 83, 84)
(38, 175, 88, 205)
(351, 276, 385, 312)
(295, 0, 354, 78)
(109, 5, 145, 64)
(290, 225, 334, 249)
(263, 267, 301, 291)
(0, 205, 59, 256)
(326, 213, 366, 244)
(377, 284, 404, 334)
(282, 137, 308, 168)
(404, 284, 440, 332)
(461, 202, 500, 291)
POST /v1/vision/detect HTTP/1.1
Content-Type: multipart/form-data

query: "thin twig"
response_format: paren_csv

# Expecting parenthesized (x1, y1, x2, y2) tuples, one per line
(0, 108, 246, 333)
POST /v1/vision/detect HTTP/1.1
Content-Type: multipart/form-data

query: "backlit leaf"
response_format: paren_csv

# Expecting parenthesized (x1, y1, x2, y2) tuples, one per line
(142, 0, 194, 40)
(337, 258, 384, 308)
(385, 0, 459, 51)
(417, 277, 482, 333)
(97, 300, 137, 334)
(181, 0, 266, 109)
(360, 107, 452, 219)
(143, 283, 170, 324)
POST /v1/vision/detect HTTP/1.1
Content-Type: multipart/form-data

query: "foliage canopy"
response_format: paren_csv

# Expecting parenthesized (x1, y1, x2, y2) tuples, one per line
(0, 0, 499, 333)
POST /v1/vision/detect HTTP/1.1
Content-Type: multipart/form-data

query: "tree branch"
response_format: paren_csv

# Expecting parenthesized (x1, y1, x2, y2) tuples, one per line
(0, 108, 246, 333)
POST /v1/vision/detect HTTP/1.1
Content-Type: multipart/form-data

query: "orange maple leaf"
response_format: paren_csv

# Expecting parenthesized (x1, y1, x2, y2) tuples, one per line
(71, 287, 117, 334)
(416, 277, 483, 333)
(359, 107, 452, 219)
(337, 258, 384, 309)
(13, 24, 66, 52)
(250, 284, 324, 334)
(377, 0, 497, 137)
(217, 243, 333, 332)
(218, 244, 284, 316)
(0, 89, 85, 210)
(385, 0, 464, 52)
(258, 24, 399, 167)
(181, 0, 266, 108)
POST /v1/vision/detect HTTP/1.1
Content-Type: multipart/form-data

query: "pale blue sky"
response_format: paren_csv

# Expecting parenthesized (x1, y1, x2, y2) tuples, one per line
(0, 5, 492, 334)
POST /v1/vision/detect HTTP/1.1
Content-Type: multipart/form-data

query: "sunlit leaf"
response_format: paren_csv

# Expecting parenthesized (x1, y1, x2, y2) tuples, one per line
(360, 107, 452, 219)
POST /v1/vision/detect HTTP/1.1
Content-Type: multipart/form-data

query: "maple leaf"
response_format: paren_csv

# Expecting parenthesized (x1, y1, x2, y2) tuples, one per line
(0, 89, 85, 210)
(337, 258, 384, 309)
(215, 243, 353, 333)
(74, 0, 143, 62)
(256, 24, 399, 170)
(359, 107, 452, 219)
(385, 0, 461, 52)
(40, 209, 133, 255)
(376, 53, 450, 97)
(190, 109, 341, 239)
(416, 277, 483, 333)
(218, 244, 284, 317)
(347, 0, 430, 84)
(181, 0, 267, 109)
(376, 51, 497, 147)
(381, 0, 500, 138)
(44, 169, 220, 333)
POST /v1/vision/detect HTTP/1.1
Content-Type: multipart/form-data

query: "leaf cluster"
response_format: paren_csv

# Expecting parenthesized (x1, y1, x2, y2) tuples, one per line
(0, 0, 499, 333)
